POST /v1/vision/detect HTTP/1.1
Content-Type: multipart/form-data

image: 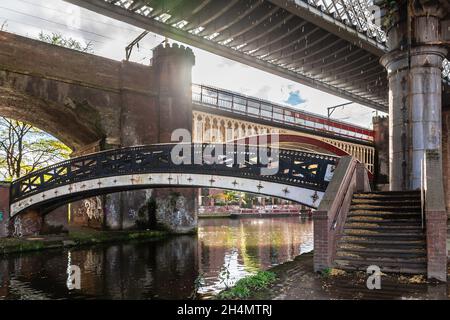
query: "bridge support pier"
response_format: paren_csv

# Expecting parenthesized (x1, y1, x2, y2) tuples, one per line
(9, 209, 43, 237)
(380, 6, 448, 191)
(152, 189, 198, 234)
(101, 42, 198, 234)
(380, 2, 449, 281)
(0, 184, 10, 237)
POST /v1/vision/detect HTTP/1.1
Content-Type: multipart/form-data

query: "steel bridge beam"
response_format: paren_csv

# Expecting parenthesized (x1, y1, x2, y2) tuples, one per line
(63, 0, 388, 111)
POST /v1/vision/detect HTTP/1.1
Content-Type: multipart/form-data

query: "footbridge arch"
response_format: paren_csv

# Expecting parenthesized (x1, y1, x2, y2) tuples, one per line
(9, 143, 338, 216)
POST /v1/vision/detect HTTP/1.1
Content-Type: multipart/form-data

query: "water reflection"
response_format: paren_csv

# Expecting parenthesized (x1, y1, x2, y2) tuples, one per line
(197, 217, 313, 293)
(0, 217, 313, 299)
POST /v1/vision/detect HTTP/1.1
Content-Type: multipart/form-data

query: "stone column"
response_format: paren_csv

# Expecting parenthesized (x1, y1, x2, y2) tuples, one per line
(380, 6, 448, 190)
(409, 45, 447, 189)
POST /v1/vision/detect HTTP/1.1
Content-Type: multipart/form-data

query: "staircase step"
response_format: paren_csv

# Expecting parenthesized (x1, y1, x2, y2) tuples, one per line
(346, 217, 422, 224)
(351, 199, 421, 206)
(342, 232, 425, 241)
(334, 259, 426, 274)
(344, 228, 424, 235)
(345, 222, 422, 229)
(355, 191, 420, 196)
(339, 236, 426, 246)
(337, 245, 426, 255)
(350, 205, 420, 211)
(334, 191, 427, 276)
(353, 194, 420, 201)
(348, 211, 421, 218)
(336, 248, 426, 259)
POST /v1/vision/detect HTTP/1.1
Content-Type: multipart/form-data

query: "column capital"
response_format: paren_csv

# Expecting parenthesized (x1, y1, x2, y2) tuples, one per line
(409, 46, 448, 69)
(411, 0, 450, 19)
(380, 46, 448, 75)
(380, 50, 409, 76)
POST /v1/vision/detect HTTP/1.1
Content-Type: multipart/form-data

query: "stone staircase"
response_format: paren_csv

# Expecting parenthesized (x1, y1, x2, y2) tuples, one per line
(334, 191, 427, 274)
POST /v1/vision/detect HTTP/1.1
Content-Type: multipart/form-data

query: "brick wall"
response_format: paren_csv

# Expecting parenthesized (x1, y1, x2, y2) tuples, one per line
(313, 158, 369, 271)
(0, 31, 157, 151)
(442, 107, 450, 216)
(372, 115, 389, 189)
(424, 150, 448, 281)
(0, 184, 10, 237)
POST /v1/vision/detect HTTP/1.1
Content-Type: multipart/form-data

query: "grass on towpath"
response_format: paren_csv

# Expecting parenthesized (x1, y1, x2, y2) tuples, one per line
(0, 227, 168, 255)
(217, 271, 278, 299)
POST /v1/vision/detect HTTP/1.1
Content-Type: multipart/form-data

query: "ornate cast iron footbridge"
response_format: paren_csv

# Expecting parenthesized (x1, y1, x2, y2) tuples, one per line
(9, 143, 338, 216)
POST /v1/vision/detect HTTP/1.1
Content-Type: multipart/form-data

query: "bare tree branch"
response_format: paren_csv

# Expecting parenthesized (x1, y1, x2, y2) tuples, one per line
(0, 116, 72, 180)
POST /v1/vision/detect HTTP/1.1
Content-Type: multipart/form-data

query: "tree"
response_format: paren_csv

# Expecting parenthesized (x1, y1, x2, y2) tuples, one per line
(38, 31, 94, 53)
(222, 191, 241, 205)
(0, 117, 71, 181)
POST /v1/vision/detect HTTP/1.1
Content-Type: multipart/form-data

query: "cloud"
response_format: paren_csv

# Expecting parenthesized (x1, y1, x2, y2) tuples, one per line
(217, 58, 238, 68)
(254, 85, 271, 100)
(284, 90, 307, 106)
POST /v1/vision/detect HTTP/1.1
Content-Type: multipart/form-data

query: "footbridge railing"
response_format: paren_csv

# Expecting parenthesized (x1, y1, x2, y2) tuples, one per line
(192, 84, 375, 142)
(10, 143, 338, 215)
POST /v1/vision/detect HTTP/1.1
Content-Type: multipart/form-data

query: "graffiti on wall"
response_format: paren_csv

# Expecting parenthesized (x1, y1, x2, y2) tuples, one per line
(13, 216, 23, 238)
(77, 197, 104, 222)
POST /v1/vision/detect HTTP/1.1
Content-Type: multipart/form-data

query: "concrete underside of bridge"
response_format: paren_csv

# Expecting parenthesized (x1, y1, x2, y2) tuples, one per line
(0, 31, 198, 235)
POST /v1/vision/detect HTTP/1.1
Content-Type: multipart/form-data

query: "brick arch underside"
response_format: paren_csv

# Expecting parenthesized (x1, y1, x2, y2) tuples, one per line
(0, 71, 105, 150)
(235, 134, 350, 157)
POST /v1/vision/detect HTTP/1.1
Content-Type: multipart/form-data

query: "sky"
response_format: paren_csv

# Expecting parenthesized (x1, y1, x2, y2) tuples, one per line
(0, 0, 387, 129)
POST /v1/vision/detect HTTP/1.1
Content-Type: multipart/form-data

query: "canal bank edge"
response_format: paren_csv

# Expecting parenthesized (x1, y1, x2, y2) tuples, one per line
(215, 252, 450, 300)
(0, 228, 170, 255)
(213, 253, 316, 300)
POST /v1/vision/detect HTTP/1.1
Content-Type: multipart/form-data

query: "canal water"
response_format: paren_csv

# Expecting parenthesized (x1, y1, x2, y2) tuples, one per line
(0, 217, 313, 300)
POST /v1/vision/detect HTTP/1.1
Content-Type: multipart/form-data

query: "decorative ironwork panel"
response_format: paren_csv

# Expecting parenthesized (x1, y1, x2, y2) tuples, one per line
(304, 0, 387, 44)
(10, 144, 338, 204)
(443, 59, 450, 84)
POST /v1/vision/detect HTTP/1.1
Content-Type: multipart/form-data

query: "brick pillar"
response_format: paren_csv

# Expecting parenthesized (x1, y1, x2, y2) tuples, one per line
(313, 211, 331, 271)
(313, 157, 359, 272)
(442, 102, 450, 218)
(372, 116, 389, 189)
(148, 43, 198, 234)
(152, 43, 195, 141)
(0, 184, 10, 237)
(424, 150, 448, 282)
(103, 60, 160, 230)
